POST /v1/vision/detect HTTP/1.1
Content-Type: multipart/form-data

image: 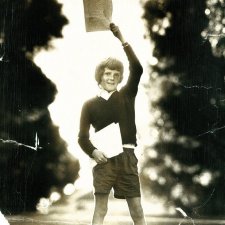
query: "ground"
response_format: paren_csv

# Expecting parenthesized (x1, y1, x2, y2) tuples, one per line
(5, 192, 225, 225)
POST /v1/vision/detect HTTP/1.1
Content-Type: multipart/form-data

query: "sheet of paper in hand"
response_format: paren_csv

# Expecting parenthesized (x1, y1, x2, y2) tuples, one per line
(90, 123, 123, 158)
(83, 0, 113, 32)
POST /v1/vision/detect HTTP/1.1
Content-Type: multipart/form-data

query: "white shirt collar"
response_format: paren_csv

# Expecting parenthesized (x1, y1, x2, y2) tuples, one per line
(98, 89, 116, 100)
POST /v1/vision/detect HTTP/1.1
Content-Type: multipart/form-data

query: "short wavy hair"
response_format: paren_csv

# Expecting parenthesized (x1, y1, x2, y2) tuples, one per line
(95, 57, 124, 84)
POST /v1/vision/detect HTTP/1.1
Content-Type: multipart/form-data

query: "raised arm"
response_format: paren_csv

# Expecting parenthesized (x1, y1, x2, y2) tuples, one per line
(110, 23, 126, 45)
(110, 23, 143, 96)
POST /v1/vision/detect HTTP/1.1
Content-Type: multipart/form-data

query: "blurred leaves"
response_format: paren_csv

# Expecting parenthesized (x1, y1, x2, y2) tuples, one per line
(0, 0, 79, 214)
(204, 0, 225, 56)
(0, 0, 68, 53)
(141, 0, 225, 216)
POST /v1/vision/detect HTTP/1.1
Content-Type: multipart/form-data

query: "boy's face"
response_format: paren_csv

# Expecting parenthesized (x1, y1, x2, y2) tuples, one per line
(100, 67, 121, 92)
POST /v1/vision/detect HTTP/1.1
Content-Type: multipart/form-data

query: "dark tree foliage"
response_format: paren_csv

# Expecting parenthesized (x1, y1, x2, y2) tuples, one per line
(0, 0, 79, 213)
(205, 0, 225, 57)
(141, 0, 225, 216)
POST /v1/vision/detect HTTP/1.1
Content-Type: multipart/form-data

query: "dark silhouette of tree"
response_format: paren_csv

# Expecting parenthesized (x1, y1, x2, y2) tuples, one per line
(0, 0, 79, 213)
(141, 0, 225, 216)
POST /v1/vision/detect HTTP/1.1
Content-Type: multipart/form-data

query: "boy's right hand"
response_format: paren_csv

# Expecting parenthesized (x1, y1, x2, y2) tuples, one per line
(92, 149, 108, 164)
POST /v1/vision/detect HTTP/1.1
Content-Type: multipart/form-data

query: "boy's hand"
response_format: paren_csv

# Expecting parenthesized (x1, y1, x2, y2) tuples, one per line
(92, 149, 108, 164)
(110, 23, 125, 44)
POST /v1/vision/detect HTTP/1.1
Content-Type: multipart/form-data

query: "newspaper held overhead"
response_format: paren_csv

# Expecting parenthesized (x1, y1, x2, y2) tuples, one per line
(83, 0, 113, 32)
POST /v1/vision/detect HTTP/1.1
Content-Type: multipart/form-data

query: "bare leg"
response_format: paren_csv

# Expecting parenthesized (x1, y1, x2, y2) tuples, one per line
(92, 194, 109, 225)
(126, 197, 146, 225)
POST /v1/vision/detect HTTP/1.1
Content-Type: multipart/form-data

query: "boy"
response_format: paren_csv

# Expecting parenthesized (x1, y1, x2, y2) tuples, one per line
(78, 23, 146, 225)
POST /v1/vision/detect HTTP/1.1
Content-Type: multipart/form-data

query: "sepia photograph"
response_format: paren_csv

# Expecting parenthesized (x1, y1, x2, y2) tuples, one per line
(0, 0, 225, 224)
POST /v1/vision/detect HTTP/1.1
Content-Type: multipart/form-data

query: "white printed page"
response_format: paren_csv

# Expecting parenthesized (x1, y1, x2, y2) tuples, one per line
(90, 123, 123, 158)
(83, 0, 113, 32)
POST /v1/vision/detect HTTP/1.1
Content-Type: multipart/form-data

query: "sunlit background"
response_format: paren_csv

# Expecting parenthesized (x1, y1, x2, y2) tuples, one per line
(1, 0, 225, 220)
(34, 0, 153, 194)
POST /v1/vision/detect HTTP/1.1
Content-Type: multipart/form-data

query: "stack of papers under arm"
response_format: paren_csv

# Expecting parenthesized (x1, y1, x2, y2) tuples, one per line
(90, 123, 123, 158)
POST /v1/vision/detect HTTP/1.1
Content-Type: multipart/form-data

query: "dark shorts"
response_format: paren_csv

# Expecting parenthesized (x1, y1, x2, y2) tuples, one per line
(92, 148, 141, 199)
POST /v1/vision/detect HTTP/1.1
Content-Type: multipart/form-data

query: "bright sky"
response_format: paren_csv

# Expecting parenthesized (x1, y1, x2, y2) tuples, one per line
(34, 0, 152, 190)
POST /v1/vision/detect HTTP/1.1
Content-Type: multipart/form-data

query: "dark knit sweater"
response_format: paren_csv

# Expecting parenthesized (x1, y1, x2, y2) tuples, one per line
(78, 44, 143, 158)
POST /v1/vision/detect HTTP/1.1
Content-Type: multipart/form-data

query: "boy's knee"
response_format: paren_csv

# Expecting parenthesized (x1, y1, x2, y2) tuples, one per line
(100, 207, 108, 217)
(95, 205, 108, 217)
(130, 207, 144, 221)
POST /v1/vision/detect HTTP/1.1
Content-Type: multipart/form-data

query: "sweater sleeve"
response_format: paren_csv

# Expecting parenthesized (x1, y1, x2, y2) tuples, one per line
(78, 102, 96, 158)
(122, 44, 143, 96)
